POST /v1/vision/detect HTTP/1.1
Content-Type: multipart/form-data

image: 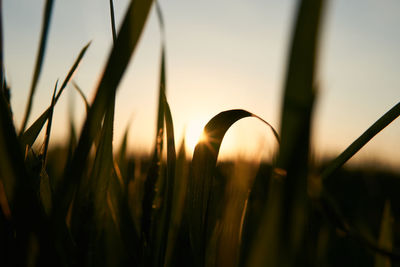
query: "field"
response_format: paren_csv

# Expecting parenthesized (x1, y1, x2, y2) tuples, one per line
(0, 0, 400, 266)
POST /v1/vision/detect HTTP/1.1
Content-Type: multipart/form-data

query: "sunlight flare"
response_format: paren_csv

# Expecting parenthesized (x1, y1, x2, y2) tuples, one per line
(185, 120, 207, 153)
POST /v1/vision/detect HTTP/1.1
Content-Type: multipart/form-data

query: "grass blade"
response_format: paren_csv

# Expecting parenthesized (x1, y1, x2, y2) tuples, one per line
(141, 4, 166, 256)
(247, 1, 325, 265)
(41, 80, 58, 168)
(117, 119, 133, 185)
(165, 136, 189, 267)
(71, 80, 90, 113)
(54, 42, 91, 103)
(155, 1, 165, 41)
(39, 168, 52, 216)
(189, 109, 278, 265)
(321, 102, 400, 180)
(158, 93, 176, 266)
(0, 0, 4, 94)
(0, 61, 43, 266)
(55, 0, 154, 233)
(21, 43, 91, 148)
(35, 81, 58, 218)
(90, 100, 115, 230)
(20, 0, 54, 133)
(109, 0, 117, 43)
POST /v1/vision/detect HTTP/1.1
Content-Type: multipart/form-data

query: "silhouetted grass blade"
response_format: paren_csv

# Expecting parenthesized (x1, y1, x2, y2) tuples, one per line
(109, 0, 117, 43)
(0, 59, 44, 266)
(89, 99, 115, 230)
(165, 136, 189, 267)
(155, 1, 165, 40)
(321, 101, 400, 180)
(72, 80, 90, 113)
(247, 1, 325, 265)
(39, 168, 52, 216)
(21, 43, 90, 148)
(158, 93, 176, 266)
(54, 42, 91, 103)
(20, 0, 54, 133)
(41, 80, 58, 168)
(55, 0, 154, 240)
(0, 0, 4, 95)
(189, 109, 279, 266)
(117, 121, 131, 185)
(141, 14, 166, 260)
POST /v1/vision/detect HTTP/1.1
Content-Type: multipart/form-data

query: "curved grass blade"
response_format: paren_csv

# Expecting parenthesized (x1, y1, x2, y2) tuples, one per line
(20, 43, 91, 148)
(55, 0, 154, 230)
(321, 101, 400, 180)
(20, 0, 54, 133)
(188, 109, 279, 265)
(71, 80, 90, 113)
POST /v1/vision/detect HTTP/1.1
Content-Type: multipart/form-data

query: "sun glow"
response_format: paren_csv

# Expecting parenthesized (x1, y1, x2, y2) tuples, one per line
(185, 120, 207, 154)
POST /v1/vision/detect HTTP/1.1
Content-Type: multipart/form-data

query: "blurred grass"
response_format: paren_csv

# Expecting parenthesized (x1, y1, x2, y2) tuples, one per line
(0, 0, 400, 266)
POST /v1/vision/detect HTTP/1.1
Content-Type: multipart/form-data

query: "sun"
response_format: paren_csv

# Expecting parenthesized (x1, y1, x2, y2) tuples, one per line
(185, 120, 207, 153)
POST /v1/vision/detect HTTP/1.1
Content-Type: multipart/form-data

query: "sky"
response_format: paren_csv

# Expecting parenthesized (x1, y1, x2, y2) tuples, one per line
(3, 0, 400, 170)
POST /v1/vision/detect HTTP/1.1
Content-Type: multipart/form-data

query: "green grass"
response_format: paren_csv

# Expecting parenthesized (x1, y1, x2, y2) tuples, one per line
(0, 0, 400, 266)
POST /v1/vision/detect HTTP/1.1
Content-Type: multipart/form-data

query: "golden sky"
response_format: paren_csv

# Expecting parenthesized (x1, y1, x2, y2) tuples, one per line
(3, 0, 400, 170)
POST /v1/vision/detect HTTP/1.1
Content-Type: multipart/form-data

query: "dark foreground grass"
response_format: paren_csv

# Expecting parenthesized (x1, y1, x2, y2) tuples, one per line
(0, 0, 399, 266)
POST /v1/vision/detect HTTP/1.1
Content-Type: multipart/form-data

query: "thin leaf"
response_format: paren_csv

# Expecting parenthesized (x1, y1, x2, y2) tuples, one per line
(90, 100, 115, 230)
(21, 43, 91, 148)
(188, 109, 279, 265)
(117, 119, 132, 185)
(321, 101, 400, 180)
(141, 27, 166, 256)
(158, 92, 176, 266)
(155, 1, 165, 41)
(36, 81, 57, 219)
(0, 0, 4, 94)
(20, 0, 54, 133)
(41, 80, 58, 168)
(54, 0, 154, 232)
(54, 42, 91, 103)
(71, 80, 90, 113)
(109, 0, 117, 43)
(39, 167, 52, 215)
(165, 136, 189, 267)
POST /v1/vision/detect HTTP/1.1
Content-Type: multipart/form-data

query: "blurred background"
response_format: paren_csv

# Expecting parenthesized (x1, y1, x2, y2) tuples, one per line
(3, 0, 400, 170)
